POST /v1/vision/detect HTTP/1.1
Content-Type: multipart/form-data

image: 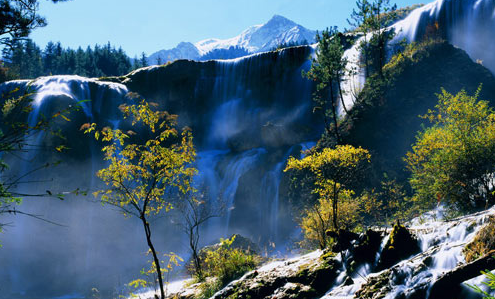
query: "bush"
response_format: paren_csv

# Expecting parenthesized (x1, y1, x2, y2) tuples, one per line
(202, 235, 261, 286)
(405, 87, 495, 213)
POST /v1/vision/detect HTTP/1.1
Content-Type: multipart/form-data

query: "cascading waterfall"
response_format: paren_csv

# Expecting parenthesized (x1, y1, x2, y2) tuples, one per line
(392, 0, 495, 74)
(0, 76, 131, 299)
(0, 46, 317, 298)
(339, 0, 495, 116)
(322, 207, 495, 299)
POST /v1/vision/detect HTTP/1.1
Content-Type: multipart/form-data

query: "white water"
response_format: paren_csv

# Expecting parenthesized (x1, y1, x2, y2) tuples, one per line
(392, 0, 495, 74)
(324, 206, 495, 299)
(338, 0, 495, 116)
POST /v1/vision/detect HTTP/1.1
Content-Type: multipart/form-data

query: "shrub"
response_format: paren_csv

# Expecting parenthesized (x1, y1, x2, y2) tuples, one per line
(406, 87, 495, 213)
(202, 235, 261, 286)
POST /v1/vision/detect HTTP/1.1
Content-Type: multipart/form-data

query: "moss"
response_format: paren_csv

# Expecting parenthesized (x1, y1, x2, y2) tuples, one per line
(377, 223, 420, 270)
(96, 76, 124, 83)
(355, 269, 392, 299)
(464, 216, 495, 262)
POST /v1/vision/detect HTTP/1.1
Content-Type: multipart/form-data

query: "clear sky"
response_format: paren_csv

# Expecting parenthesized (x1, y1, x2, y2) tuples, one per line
(30, 0, 426, 58)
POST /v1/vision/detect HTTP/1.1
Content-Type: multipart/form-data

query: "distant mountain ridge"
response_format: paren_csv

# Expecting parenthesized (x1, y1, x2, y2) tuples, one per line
(148, 15, 315, 64)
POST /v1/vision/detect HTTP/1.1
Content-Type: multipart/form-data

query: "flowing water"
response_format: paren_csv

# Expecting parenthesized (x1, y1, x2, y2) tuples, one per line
(1, 1, 495, 297)
(323, 206, 495, 299)
(0, 48, 317, 298)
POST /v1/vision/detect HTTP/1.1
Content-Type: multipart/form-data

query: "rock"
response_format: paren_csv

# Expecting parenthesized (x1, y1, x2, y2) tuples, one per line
(355, 269, 393, 299)
(327, 229, 360, 252)
(352, 229, 383, 265)
(377, 222, 420, 270)
(210, 250, 340, 299)
(271, 282, 317, 299)
(343, 276, 354, 286)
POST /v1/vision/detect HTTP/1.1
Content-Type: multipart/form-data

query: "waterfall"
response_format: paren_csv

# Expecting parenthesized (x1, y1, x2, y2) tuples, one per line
(0, 75, 130, 299)
(322, 206, 495, 299)
(392, 0, 495, 74)
(338, 0, 495, 116)
(0, 46, 318, 298)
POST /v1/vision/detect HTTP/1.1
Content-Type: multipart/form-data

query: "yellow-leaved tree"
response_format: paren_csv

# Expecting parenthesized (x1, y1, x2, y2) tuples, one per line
(83, 100, 196, 299)
(285, 145, 370, 249)
(406, 87, 495, 213)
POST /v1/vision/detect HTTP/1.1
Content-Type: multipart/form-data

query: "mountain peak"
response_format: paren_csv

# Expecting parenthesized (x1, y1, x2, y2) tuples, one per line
(265, 15, 296, 27)
(148, 16, 315, 64)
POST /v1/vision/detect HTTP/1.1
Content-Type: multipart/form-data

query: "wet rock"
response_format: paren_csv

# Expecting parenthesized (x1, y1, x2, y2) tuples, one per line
(271, 282, 317, 299)
(327, 229, 360, 252)
(343, 276, 354, 286)
(352, 229, 383, 265)
(210, 250, 339, 299)
(377, 222, 420, 270)
(355, 269, 393, 299)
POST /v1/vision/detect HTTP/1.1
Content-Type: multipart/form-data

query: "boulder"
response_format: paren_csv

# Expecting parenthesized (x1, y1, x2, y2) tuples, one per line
(377, 222, 420, 270)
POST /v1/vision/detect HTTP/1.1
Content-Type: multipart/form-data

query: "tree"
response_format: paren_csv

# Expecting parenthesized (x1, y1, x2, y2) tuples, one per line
(348, 0, 397, 77)
(0, 87, 83, 233)
(406, 87, 495, 213)
(174, 186, 223, 280)
(304, 27, 348, 143)
(140, 52, 148, 68)
(285, 145, 370, 248)
(0, 0, 69, 50)
(84, 100, 196, 299)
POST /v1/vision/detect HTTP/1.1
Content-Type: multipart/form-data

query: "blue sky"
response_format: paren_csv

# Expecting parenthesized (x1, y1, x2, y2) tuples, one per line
(31, 0, 426, 57)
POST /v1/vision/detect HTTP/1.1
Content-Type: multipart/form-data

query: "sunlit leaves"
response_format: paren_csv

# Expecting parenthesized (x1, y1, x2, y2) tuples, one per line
(86, 99, 196, 297)
(85, 99, 196, 218)
(406, 87, 495, 212)
(285, 145, 370, 248)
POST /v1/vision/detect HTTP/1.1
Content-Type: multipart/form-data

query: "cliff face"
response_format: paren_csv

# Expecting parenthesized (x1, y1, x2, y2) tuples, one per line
(342, 40, 495, 182)
(121, 46, 319, 151)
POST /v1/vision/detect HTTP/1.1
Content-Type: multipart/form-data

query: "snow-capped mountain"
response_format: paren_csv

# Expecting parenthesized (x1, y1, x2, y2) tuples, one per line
(148, 15, 315, 64)
(148, 42, 201, 64)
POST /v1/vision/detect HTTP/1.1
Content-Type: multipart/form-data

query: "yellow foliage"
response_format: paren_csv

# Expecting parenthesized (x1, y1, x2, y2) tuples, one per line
(406, 87, 495, 212)
(285, 145, 370, 248)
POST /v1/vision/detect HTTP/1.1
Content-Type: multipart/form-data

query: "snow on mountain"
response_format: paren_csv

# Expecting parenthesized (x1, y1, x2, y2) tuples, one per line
(147, 42, 200, 65)
(148, 15, 315, 64)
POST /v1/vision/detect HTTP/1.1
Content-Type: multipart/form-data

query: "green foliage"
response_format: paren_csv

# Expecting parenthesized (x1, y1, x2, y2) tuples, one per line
(359, 178, 416, 225)
(468, 267, 495, 299)
(0, 0, 68, 49)
(86, 100, 196, 217)
(303, 27, 348, 142)
(128, 251, 183, 298)
(405, 87, 495, 213)
(194, 236, 260, 299)
(86, 99, 196, 299)
(201, 236, 261, 286)
(348, 0, 398, 77)
(201, 46, 250, 60)
(285, 145, 371, 248)
(3, 39, 134, 79)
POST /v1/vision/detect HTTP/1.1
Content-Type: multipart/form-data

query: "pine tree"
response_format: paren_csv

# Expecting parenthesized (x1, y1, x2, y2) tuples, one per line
(140, 52, 148, 68)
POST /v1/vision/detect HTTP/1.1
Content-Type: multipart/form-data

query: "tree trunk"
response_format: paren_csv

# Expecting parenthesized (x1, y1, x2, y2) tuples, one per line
(337, 77, 349, 114)
(332, 182, 339, 231)
(329, 84, 341, 143)
(142, 217, 165, 299)
(190, 227, 203, 280)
